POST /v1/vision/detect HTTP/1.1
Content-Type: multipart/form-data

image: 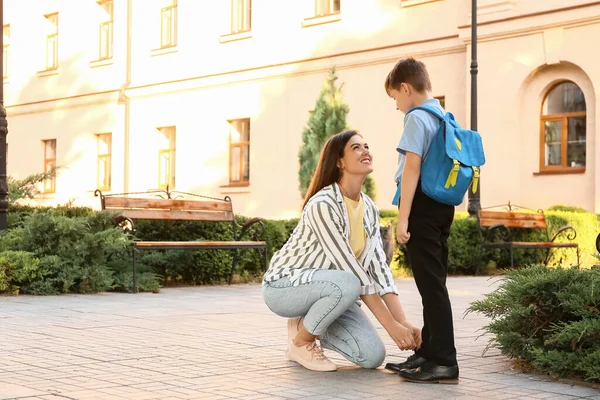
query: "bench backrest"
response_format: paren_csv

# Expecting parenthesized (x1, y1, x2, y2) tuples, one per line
(102, 196, 234, 222)
(477, 210, 547, 230)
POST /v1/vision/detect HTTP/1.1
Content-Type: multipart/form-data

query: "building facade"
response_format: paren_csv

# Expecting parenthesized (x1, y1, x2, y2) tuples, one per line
(4, 0, 600, 219)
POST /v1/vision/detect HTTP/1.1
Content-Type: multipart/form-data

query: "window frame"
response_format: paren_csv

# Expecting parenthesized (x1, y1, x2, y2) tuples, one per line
(538, 81, 587, 174)
(230, 0, 252, 34)
(3, 24, 9, 79)
(96, 133, 112, 191)
(43, 139, 57, 193)
(98, 0, 114, 60)
(158, 126, 176, 189)
(45, 13, 59, 71)
(314, 0, 341, 17)
(160, 0, 178, 49)
(228, 119, 250, 186)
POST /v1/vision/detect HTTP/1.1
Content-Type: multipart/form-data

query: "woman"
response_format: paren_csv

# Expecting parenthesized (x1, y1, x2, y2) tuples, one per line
(262, 130, 421, 372)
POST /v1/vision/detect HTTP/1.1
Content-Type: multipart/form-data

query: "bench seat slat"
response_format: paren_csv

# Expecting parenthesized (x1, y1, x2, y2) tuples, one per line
(483, 241, 578, 248)
(104, 197, 233, 212)
(478, 210, 545, 221)
(479, 218, 547, 229)
(135, 241, 266, 248)
(118, 209, 234, 222)
(508, 241, 578, 248)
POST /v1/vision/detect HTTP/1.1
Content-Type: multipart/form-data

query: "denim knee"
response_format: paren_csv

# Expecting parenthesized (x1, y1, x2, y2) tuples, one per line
(359, 340, 386, 369)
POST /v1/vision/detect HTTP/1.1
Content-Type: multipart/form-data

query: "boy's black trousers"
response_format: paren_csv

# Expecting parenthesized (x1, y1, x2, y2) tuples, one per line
(404, 182, 457, 367)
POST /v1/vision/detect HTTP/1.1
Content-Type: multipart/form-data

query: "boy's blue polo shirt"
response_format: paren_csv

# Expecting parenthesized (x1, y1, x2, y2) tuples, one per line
(392, 98, 445, 206)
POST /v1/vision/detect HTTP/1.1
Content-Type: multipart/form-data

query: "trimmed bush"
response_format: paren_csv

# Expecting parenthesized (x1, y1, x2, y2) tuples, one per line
(1, 208, 151, 294)
(468, 265, 600, 383)
(2, 206, 298, 294)
(385, 210, 599, 274)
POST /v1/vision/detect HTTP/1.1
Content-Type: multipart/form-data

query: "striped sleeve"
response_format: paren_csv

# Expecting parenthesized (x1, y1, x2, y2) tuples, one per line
(367, 202, 398, 296)
(305, 200, 376, 295)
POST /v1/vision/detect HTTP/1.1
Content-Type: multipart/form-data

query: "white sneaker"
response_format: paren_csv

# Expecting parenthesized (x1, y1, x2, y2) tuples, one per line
(285, 341, 337, 372)
(287, 317, 303, 348)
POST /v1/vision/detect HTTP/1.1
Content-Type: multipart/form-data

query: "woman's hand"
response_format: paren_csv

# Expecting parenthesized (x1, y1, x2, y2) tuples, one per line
(386, 320, 416, 350)
(403, 322, 422, 349)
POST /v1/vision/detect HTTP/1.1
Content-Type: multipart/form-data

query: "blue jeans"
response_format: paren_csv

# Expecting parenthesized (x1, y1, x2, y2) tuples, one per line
(262, 269, 386, 369)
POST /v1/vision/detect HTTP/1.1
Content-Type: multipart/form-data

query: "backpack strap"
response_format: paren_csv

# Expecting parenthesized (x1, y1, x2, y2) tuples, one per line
(406, 105, 445, 121)
(406, 105, 448, 141)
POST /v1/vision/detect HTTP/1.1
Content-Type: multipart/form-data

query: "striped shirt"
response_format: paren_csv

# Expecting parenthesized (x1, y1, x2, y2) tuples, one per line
(263, 183, 398, 296)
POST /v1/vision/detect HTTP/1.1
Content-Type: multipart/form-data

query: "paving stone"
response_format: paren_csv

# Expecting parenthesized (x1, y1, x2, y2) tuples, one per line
(1, 277, 599, 399)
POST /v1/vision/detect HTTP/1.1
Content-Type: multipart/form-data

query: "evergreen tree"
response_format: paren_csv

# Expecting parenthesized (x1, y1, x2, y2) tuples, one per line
(298, 68, 376, 200)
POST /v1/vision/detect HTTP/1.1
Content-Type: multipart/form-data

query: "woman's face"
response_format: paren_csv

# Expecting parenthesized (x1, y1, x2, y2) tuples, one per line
(338, 134, 373, 176)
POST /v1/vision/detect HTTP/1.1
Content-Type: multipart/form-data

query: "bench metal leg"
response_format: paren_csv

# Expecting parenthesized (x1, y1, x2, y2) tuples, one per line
(510, 246, 514, 268)
(132, 247, 138, 294)
(475, 245, 483, 275)
(229, 250, 239, 285)
(543, 248, 551, 266)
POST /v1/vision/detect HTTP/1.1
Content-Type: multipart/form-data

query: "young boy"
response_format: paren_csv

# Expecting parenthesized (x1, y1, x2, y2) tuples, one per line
(383, 57, 459, 384)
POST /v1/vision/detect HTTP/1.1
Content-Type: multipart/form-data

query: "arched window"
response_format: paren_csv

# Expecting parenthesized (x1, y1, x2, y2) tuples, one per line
(540, 81, 586, 172)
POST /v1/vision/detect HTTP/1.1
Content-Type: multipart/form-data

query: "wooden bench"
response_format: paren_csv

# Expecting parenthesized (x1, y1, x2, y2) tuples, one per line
(95, 189, 268, 292)
(476, 204, 579, 273)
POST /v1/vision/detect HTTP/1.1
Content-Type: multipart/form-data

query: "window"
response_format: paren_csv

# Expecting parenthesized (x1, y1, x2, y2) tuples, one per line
(43, 139, 56, 193)
(158, 127, 176, 189)
(97, 133, 112, 190)
(314, 0, 340, 16)
(3, 25, 9, 79)
(229, 119, 250, 185)
(45, 13, 59, 70)
(98, 1, 113, 60)
(230, 0, 251, 33)
(160, 0, 177, 48)
(540, 81, 586, 172)
(434, 95, 445, 108)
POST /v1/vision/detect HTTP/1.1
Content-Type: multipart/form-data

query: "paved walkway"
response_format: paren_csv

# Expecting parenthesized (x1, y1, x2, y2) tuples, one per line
(1, 276, 598, 400)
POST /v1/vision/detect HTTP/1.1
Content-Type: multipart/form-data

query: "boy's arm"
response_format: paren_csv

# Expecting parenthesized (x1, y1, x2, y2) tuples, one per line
(395, 113, 426, 243)
(398, 152, 422, 239)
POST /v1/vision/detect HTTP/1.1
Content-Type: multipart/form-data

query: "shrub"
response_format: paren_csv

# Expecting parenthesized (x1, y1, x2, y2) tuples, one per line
(1, 208, 159, 294)
(468, 265, 600, 383)
(386, 210, 600, 274)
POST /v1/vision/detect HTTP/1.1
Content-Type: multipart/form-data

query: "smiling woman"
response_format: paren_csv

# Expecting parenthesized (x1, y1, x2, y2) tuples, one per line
(261, 129, 421, 373)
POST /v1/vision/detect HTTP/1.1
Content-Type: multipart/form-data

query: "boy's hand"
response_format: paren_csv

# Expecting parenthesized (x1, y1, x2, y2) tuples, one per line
(396, 221, 410, 244)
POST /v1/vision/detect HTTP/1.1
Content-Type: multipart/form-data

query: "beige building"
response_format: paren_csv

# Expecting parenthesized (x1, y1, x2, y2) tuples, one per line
(4, 0, 600, 219)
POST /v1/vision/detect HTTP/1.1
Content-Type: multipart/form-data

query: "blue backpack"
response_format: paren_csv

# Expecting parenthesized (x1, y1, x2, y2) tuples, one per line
(403, 105, 486, 207)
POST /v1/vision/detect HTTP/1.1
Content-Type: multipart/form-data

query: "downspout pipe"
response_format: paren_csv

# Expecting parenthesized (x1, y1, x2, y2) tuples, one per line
(118, 0, 132, 193)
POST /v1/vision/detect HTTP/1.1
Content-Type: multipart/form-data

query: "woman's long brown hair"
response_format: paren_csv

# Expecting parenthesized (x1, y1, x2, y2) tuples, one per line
(302, 129, 360, 210)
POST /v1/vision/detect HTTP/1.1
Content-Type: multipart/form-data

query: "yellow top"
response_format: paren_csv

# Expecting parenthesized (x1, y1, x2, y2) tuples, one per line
(343, 195, 367, 259)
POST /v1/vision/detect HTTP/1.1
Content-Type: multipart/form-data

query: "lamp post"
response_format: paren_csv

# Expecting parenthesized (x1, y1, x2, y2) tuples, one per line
(467, 0, 480, 217)
(0, 0, 8, 231)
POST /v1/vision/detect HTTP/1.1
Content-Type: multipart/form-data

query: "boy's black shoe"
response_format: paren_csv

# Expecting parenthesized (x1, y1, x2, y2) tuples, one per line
(398, 361, 459, 384)
(384, 354, 427, 372)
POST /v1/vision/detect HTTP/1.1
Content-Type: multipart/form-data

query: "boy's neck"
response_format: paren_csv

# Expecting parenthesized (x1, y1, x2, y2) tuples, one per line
(411, 91, 433, 108)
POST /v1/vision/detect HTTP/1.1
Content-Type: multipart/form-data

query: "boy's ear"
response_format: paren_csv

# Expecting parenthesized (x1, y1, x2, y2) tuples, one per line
(401, 82, 411, 95)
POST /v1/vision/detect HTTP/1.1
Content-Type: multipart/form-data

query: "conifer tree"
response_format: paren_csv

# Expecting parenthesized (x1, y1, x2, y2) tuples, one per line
(298, 68, 376, 199)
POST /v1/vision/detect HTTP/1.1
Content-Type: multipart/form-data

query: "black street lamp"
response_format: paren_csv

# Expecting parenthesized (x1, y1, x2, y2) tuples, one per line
(0, 0, 7, 231)
(467, 0, 480, 217)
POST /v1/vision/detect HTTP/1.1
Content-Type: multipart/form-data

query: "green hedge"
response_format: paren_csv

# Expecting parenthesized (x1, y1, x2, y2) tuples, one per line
(1, 206, 146, 295)
(381, 209, 600, 274)
(468, 265, 600, 383)
(3, 204, 599, 295)
(2, 205, 298, 294)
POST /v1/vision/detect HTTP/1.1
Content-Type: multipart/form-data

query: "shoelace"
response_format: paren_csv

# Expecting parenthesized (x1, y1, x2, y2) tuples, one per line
(306, 342, 327, 361)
